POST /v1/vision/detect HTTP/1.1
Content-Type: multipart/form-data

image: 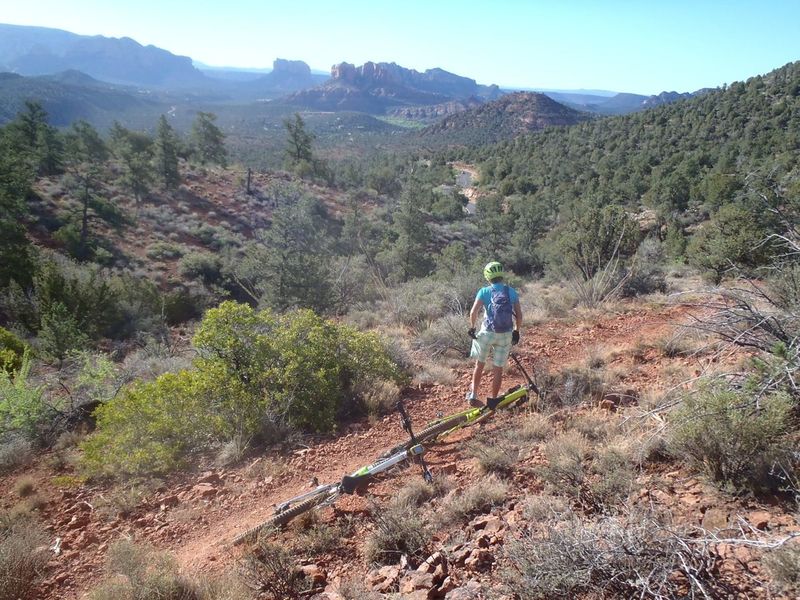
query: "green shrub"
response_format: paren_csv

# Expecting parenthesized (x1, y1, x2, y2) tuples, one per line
(83, 301, 404, 477)
(0, 353, 49, 442)
(0, 328, 28, 375)
(37, 301, 90, 362)
(670, 386, 795, 491)
(178, 252, 223, 285)
(193, 301, 403, 432)
(81, 368, 228, 477)
(145, 241, 184, 260)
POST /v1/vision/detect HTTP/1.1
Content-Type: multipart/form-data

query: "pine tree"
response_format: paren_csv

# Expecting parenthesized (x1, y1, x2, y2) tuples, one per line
(109, 122, 154, 207)
(153, 115, 181, 190)
(190, 112, 227, 166)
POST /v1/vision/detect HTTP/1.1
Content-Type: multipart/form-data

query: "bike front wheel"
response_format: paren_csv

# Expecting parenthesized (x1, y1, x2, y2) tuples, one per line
(232, 491, 333, 546)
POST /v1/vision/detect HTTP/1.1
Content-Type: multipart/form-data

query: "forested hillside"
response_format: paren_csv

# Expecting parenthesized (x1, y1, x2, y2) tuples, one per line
(451, 61, 800, 280)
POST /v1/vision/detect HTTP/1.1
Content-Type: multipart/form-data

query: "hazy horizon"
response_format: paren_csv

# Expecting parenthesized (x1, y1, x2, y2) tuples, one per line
(3, 0, 799, 96)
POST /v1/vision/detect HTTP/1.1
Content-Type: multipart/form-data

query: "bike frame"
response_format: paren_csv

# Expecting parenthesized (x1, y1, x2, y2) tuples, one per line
(270, 443, 424, 516)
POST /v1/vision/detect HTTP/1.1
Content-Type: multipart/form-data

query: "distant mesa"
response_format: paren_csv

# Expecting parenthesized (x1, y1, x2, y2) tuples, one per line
(272, 58, 311, 77)
(285, 60, 501, 114)
(242, 58, 326, 95)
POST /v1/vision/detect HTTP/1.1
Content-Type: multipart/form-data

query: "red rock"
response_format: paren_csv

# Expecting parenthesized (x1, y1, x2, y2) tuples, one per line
(464, 548, 493, 571)
(452, 546, 472, 566)
(399, 571, 435, 594)
(437, 576, 456, 595)
(300, 564, 326, 586)
(438, 463, 458, 476)
(748, 510, 771, 530)
(445, 585, 480, 599)
(197, 471, 223, 485)
(67, 514, 90, 530)
(192, 483, 218, 498)
(701, 507, 729, 530)
(160, 495, 179, 508)
(366, 565, 400, 593)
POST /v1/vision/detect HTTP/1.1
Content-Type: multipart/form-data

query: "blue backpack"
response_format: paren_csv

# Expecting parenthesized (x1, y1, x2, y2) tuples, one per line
(485, 284, 514, 333)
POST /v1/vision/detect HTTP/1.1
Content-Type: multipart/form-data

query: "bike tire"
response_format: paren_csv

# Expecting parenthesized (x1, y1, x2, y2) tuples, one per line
(232, 492, 331, 546)
(378, 412, 472, 459)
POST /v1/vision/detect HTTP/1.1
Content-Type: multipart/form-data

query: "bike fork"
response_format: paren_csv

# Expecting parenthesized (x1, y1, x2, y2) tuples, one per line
(396, 400, 433, 483)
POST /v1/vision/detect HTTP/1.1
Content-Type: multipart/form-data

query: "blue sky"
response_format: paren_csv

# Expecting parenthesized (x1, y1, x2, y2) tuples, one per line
(3, 0, 799, 94)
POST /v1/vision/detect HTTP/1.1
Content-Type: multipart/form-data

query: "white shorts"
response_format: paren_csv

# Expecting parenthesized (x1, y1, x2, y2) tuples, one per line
(470, 330, 512, 368)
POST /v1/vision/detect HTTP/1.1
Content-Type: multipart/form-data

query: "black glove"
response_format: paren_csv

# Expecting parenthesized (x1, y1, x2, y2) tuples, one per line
(511, 330, 520, 345)
(468, 327, 477, 340)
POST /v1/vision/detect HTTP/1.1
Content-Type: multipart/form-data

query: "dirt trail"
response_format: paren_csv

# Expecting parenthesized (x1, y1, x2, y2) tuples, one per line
(2, 300, 709, 598)
(170, 302, 696, 574)
(450, 161, 481, 214)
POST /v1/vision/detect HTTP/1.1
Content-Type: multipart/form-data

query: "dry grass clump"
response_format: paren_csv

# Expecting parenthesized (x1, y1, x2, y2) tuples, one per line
(14, 477, 36, 498)
(412, 362, 457, 386)
(336, 578, 382, 600)
(0, 514, 49, 600)
(86, 539, 213, 600)
(501, 511, 730, 599)
(436, 475, 509, 526)
(0, 437, 33, 475)
(538, 431, 636, 511)
(296, 516, 355, 556)
(764, 541, 800, 595)
(501, 412, 553, 460)
(364, 501, 431, 566)
(523, 494, 571, 523)
(392, 476, 453, 508)
(355, 379, 401, 421)
(540, 367, 605, 409)
(563, 410, 618, 441)
(239, 539, 308, 599)
(469, 438, 519, 477)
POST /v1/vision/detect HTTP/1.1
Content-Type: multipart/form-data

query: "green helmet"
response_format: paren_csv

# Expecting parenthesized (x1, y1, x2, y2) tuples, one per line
(483, 261, 504, 282)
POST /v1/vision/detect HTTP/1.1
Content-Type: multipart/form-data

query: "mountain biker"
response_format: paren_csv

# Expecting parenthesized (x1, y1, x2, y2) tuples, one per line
(466, 261, 522, 408)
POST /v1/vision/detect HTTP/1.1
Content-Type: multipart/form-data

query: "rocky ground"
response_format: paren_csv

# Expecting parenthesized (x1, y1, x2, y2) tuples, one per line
(2, 297, 798, 599)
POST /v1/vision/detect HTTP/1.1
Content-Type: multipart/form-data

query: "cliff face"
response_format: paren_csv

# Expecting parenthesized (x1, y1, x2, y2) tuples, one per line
(286, 61, 501, 114)
(0, 24, 206, 87)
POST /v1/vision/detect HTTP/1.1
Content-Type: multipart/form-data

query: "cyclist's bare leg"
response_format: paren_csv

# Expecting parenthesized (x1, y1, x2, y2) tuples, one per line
(471, 360, 485, 395)
(490, 365, 503, 399)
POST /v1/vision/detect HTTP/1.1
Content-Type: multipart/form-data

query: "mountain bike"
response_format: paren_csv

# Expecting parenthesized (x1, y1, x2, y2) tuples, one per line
(233, 401, 431, 546)
(377, 353, 540, 459)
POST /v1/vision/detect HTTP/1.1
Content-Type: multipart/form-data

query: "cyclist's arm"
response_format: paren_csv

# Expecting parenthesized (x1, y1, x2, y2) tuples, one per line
(469, 297, 483, 329)
(513, 300, 523, 330)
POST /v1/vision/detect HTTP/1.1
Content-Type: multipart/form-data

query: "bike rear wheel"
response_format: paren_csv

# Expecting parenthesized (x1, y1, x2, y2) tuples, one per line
(378, 412, 471, 459)
(232, 492, 331, 546)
